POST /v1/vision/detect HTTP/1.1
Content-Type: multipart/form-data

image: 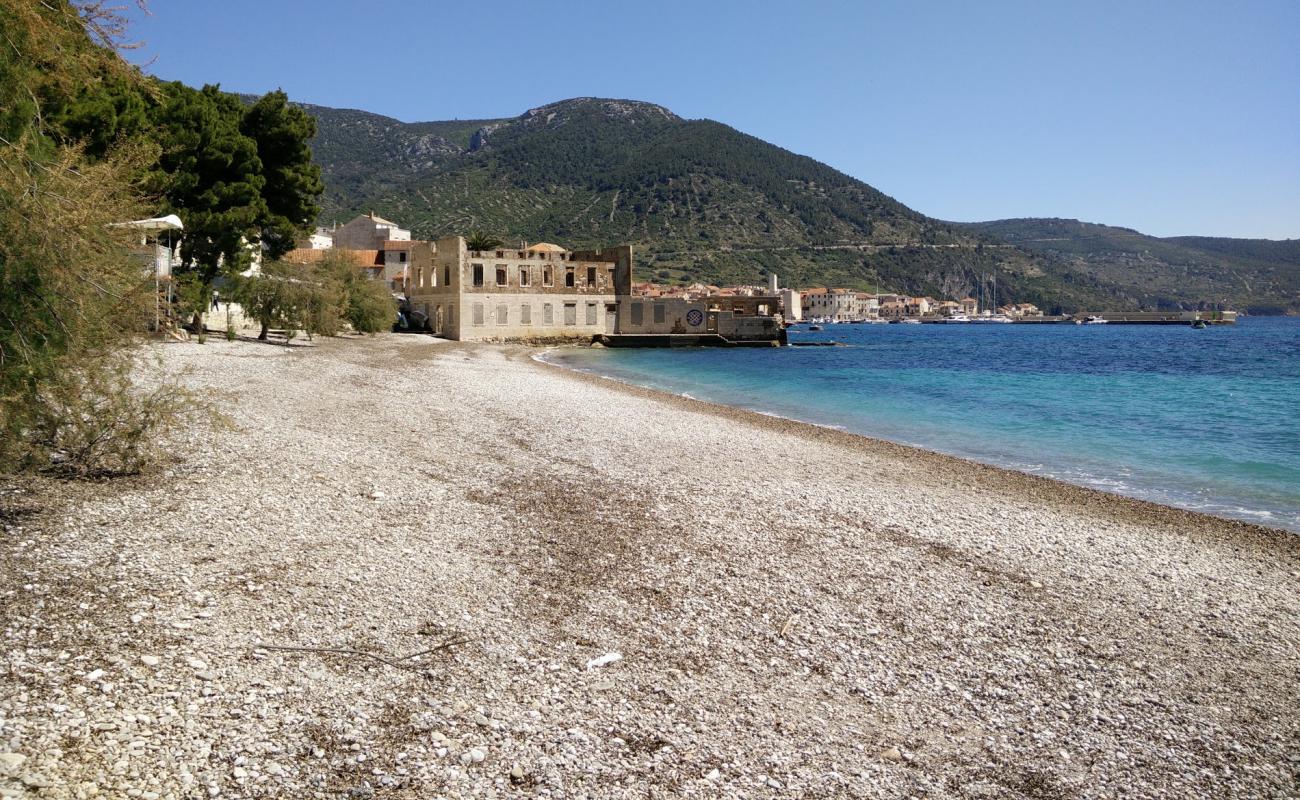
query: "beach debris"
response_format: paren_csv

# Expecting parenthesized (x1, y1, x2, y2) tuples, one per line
(586, 652, 622, 670)
(780, 613, 799, 637)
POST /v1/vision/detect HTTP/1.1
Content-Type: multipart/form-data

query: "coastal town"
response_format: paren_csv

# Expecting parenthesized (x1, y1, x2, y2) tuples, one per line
(161, 211, 1221, 348)
(282, 212, 1038, 329)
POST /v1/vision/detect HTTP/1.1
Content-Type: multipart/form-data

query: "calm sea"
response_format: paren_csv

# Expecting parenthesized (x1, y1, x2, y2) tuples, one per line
(543, 317, 1300, 532)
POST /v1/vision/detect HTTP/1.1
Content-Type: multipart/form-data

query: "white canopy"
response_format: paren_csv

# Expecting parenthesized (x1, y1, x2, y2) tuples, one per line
(114, 214, 184, 231)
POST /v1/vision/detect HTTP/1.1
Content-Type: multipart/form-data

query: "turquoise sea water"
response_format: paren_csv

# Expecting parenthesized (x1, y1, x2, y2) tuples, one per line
(544, 317, 1300, 532)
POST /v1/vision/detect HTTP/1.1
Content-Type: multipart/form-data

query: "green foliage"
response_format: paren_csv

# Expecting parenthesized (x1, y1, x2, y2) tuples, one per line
(314, 252, 395, 334)
(465, 230, 504, 251)
(149, 82, 264, 302)
(44, 66, 152, 159)
(233, 260, 314, 341)
(0, 0, 214, 476)
(344, 278, 396, 334)
(235, 254, 394, 341)
(143, 83, 324, 322)
(0, 1, 142, 155)
(242, 91, 324, 259)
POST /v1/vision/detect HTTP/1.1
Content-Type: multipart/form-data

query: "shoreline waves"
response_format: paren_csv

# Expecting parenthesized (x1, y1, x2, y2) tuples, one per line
(1, 335, 1296, 798)
(538, 319, 1300, 533)
(535, 346, 1294, 543)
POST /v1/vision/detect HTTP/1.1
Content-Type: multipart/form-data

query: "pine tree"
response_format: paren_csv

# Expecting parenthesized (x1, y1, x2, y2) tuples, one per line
(242, 90, 324, 260)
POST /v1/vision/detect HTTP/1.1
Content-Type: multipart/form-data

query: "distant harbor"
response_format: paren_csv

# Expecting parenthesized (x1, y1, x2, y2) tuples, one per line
(795, 309, 1238, 326)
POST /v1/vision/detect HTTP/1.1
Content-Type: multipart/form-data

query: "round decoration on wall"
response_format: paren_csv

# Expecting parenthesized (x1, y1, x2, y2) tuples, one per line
(686, 309, 704, 327)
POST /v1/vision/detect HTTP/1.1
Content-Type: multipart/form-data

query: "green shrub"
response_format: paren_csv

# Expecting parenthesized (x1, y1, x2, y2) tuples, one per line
(21, 357, 219, 477)
(345, 277, 397, 334)
(313, 252, 395, 334)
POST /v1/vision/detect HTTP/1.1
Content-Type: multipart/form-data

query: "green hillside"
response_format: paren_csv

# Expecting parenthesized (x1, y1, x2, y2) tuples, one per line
(961, 219, 1300, 314)
(301, 96, 1292, 313)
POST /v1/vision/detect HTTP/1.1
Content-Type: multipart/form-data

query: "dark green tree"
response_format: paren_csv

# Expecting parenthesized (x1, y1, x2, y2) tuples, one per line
(150, 81, 265, 325)
(241, 90, 323, 259)
(43, 66, 151, 160)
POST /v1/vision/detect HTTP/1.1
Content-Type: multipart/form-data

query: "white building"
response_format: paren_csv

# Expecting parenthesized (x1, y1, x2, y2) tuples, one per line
(780, 288, 802, 321)
(300, 226, 334, 249)
(802, 288, 872, 321)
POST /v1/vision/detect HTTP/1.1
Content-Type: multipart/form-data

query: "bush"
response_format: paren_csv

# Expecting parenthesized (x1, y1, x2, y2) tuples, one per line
(313, 251, 395, 334)
(235, 253, 395, 340)
(233, 260, 314, 341)
(19, 357, 218, 477)
(345, 277, 397, 334)
(0, 2, 223, 478)
(0, 137, 217, 475)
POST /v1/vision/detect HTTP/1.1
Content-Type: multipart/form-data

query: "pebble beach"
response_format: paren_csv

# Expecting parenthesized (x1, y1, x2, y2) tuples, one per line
(2, 334, 1297, 799)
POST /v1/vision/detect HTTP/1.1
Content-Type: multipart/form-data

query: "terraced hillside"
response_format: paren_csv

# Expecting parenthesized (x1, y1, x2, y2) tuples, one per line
(302, 96, 1294, 312)
(962, 219, 1300, 314)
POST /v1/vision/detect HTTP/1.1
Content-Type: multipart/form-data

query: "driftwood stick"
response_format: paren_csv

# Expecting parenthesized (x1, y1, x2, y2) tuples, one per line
(254, 637, 472, 669)
(254, 644, 404, 669)
(398, 638, 472, 661)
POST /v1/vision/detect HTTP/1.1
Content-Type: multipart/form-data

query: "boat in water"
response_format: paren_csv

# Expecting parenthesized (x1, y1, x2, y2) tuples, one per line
(1077, 315, 1109, 325)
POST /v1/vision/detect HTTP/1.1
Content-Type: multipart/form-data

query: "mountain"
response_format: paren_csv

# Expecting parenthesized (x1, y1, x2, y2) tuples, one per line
(298, 96, 1294, 312)
(960, 219, 1300, 314)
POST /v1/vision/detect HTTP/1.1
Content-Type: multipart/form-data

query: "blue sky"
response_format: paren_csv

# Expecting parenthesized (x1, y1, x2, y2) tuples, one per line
(124, 1, 1299, 239)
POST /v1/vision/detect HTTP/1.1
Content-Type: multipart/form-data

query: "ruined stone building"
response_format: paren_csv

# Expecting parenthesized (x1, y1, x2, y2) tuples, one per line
(331, 212, 411, 249)
(608, 295, 785, 345)
(405, 237, 633, 340)
(381, 223, 784, 344)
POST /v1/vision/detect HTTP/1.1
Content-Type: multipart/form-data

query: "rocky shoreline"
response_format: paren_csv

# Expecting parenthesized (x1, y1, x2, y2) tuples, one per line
(2, 334, 1297, 799)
